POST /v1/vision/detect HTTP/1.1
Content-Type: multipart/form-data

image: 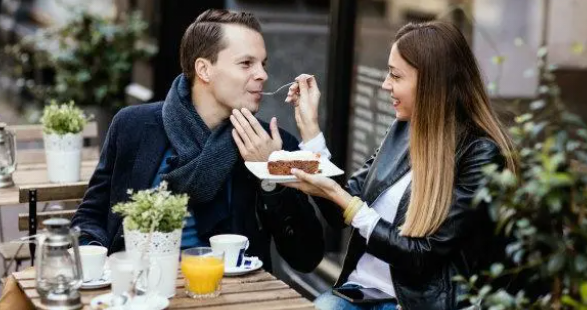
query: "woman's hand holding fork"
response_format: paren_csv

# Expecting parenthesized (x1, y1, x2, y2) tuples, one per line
(285, 74, 322, 143)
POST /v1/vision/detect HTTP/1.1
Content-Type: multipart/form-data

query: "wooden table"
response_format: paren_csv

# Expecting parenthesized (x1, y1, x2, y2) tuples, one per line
(12, 268, 316, 310)
(0, 159, 97, 206)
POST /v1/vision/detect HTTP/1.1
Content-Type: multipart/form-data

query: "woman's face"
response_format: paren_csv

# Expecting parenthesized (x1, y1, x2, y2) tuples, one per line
(381, 43, 418, 121)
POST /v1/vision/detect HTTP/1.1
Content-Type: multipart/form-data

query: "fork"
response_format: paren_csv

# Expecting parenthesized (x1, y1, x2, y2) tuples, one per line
(260, 81, 296, 96)
(261, 75, 315, 96)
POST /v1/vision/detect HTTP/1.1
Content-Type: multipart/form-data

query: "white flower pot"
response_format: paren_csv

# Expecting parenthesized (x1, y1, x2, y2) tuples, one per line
(123, 225, 182, 298)
(43, 133, 83, 183)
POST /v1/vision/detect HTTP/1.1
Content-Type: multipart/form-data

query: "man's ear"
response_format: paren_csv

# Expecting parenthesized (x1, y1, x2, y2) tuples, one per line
(195, 58, 212, 82)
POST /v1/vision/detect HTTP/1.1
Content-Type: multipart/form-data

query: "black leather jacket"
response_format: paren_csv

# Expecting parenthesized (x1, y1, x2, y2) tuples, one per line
(316, 120, 504, 310)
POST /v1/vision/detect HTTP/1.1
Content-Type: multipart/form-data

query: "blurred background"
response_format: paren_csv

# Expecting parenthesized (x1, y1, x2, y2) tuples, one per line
(1, 0, 586, 300)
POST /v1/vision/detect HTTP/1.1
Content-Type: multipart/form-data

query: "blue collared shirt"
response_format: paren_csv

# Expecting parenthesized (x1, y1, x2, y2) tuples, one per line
(151, 148, 204, 249)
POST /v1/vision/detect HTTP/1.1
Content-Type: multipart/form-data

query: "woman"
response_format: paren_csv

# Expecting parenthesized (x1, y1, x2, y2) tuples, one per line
(283, 21, 517, 310)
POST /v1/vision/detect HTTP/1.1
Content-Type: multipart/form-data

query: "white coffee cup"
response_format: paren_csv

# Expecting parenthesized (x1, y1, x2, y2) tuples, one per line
(69, 245, 108, 282)
(209, 234, 249, 268)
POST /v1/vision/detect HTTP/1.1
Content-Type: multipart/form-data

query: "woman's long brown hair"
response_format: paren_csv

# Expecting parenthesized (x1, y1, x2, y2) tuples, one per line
(394, 22, 517, 237)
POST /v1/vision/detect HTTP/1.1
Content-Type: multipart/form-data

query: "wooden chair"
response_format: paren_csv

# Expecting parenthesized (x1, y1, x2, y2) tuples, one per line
(0, 183, 87, 275)
(8, 121, 100, 165)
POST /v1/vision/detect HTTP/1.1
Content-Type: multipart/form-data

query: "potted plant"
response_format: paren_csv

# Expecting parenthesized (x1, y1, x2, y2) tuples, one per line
(113, 181, 189, 298)
(41, 100, 89, 183)
(455, 50, 587, 309)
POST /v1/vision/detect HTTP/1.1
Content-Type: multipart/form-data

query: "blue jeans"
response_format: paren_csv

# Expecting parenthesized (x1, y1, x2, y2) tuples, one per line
(314, 284, 398, 310)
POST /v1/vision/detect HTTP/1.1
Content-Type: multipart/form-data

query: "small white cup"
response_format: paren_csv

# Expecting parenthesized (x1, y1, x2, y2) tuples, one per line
(70, 245, 108, 282)
(209, 234, 249, 268)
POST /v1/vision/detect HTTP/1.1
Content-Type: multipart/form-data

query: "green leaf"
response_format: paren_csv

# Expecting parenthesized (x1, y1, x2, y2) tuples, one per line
(499, 170, 517, 187)
(516, 219, 530, 228)
(469, 275, 478, 286)
(562, 295, 582, 308)
(112, 181, 189, 233)
(562, 112, 585, 126)
(490, 264, 504, 278)
(581, 282, 587, 303)
(457, 293, 469, 303)
(491, 55, 506, 65)
(452, 275, 466, 283)
(546, 195, 563, 213)
(571, 42, 585, 55)
(488, 290, 515, 306)
(576, 255, 587, 272)
(547, 252, 565, 274)
(40, 100, 88, 134)
(473, 187, 491, 206)
(479, 285, 492, 298)
(537, 46, 548, 57)
(530, 122, 547, 138)
(482, 163, 499, 175)
(515, 113, 533, 124)
(94, 85, 109, 102)
(75, 70, 91, 82)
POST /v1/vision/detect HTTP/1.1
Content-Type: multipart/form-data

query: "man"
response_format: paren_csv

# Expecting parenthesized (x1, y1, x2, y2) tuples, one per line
(71, 9, 326, 273)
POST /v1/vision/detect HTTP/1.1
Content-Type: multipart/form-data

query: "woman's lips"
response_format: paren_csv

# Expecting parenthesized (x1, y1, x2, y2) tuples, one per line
(392, 97, 400, 107)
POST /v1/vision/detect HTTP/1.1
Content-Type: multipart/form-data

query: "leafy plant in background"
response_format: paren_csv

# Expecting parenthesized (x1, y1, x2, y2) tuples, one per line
(41, 100, 90, 135)
(455, 48, 587, 309)
(4, 4, 156, 113)
(113, 181, 189, 233)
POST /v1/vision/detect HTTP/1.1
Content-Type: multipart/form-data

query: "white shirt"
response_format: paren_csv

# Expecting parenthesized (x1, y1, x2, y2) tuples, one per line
(346, 172, 412, 297)
(298, 132, 331, 159)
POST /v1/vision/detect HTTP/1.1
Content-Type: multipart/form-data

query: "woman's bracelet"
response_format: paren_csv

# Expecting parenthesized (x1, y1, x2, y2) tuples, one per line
(343, 196, 362, 219)
(344, 202, 364, 225)
(344, 196, 365, 225)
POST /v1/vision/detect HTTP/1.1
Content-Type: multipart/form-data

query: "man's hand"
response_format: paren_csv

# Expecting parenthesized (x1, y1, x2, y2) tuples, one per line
(230, 108, 282, 162)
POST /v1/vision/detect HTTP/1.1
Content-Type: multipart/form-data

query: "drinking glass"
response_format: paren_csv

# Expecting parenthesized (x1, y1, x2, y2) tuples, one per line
(181, 247, 224, 298)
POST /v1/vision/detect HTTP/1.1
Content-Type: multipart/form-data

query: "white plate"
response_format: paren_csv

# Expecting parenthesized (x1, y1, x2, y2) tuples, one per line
(245, 158, 344, 183)
(81, 269, 111, 290)
(90, 293, 169, 310)
(224, 257, 263, 276)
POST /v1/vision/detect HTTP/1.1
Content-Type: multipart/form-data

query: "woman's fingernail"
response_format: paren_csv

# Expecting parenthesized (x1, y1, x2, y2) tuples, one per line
(291, 168, 298, 174)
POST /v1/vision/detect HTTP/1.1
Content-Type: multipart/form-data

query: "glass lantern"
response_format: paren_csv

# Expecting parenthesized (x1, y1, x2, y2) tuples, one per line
(36, 218, 83, 310)
(0, 122, 16, 188)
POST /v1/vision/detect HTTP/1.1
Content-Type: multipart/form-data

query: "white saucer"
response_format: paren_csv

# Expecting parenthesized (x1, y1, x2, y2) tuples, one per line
(81, 269, 111, 290)
(90, 293, 169, 310)
(224, 257, 263, 276)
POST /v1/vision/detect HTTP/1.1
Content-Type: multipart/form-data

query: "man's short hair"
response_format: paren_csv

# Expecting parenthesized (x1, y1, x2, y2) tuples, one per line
(180, 9, 262, 83)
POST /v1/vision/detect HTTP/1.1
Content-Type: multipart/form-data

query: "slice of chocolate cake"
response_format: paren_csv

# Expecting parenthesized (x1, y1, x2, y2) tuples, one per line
(268, 150, 320, 175)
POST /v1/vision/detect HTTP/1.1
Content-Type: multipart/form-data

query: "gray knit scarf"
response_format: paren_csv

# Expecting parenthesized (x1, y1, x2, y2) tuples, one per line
(162, 74, 238, 203)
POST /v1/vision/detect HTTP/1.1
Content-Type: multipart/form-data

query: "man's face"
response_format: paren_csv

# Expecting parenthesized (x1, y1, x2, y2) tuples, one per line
(207, 24, 268, 114)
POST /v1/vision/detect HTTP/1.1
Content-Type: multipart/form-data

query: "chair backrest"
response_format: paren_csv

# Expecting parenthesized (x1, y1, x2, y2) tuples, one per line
(8, 122, 100, 165)
(9, 121, 98, 143)
(18, 183, 88, 264)
(18, 183, 88, 204)
(18, 210, 77, 231)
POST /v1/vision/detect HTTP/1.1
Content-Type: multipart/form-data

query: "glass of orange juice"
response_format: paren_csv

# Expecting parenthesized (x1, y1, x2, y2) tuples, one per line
(181, 247, 225, 298)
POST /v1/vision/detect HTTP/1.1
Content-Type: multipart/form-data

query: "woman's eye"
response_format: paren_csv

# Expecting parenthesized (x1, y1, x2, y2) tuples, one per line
(241, 61, 251, 67)
(388, 72, 400, 79)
